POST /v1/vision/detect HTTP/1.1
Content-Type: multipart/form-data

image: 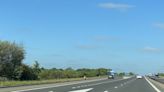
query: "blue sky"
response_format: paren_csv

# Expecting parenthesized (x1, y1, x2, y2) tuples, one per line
(0, 0, 164, 74)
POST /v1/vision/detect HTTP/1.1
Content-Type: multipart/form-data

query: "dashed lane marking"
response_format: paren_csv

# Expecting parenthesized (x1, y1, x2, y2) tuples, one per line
(12, 78, 133, 92)
(114, 86, 118, 89)
(69, 88, 93, 92)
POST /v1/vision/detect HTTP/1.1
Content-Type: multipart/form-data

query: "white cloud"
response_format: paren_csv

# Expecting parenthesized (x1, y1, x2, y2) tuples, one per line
(98, 3, 135, 11)
(154, 23, 164, 29)
(143, 47, 160, 52)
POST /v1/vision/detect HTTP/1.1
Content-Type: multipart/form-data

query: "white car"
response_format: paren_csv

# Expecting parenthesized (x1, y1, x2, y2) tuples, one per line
(136, 75, 143, 79)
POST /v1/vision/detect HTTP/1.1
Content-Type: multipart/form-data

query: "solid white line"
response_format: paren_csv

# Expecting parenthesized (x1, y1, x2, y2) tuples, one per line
(145, 77, 161, 92)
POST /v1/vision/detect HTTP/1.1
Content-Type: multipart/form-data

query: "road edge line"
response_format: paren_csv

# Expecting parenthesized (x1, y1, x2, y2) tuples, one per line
(145, 77, 161, 92)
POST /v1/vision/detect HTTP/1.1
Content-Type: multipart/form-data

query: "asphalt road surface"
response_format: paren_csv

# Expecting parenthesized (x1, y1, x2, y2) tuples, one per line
(4, 77, 162, 92)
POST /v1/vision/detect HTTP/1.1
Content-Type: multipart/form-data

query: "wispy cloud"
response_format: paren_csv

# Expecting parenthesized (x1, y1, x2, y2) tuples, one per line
(143, 47, 160, 52)
(93, 35, 119, 42)
(98, 3, 135, 11)
(154, 23, 164, 29)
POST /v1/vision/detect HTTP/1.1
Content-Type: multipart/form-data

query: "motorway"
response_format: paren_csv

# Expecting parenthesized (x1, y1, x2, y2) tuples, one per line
(5, 77, 162, 92)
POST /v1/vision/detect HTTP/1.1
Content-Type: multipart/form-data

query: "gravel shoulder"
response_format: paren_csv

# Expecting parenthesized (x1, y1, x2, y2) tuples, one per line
(148, 77, 164, 91)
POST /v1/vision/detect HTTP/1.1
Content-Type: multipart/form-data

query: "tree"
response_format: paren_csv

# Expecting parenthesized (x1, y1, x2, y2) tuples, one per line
(19, 64, 38, 80)
(31, 61, 41, 79)
(118, 72, 125, 77)
(32, 61, 41, 75)
(129, 72, 134, 76)
(0, 41, 25, 80)
(97, 68, 108, 76)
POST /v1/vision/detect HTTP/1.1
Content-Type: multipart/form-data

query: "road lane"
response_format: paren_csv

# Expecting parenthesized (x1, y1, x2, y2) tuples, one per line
(1, 78, 108, 92)
(11, 77, 134, 92)
(89, 77, 136, 92)
(8, 77, 161, 92)
(108, 78, 157, 92)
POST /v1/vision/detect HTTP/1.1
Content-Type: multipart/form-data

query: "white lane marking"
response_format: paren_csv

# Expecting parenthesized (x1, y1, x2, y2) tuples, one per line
(49, 91, 53, 92)
(72, 78, 133, 90)
(104, 91, 108, 92)
(84, 78, 128, 87)
(114, 86, 118, 89)
(11, 79, 105, 92)
(145, 77, 161, 92)
(72, 87, 76, 89)
(12, 78, 131, 92)
(69, 88, 93, 92)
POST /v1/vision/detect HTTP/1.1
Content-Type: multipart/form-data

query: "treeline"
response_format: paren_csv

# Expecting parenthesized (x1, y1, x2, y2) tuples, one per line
(19, 61, 108, 80)
(39, 68, 108, 80)
(0, 41, 108, 81)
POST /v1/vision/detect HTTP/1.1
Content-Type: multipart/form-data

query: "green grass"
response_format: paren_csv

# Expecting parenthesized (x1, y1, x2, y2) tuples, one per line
(0, 78, 83, 87)
(0, 76, 107, 87)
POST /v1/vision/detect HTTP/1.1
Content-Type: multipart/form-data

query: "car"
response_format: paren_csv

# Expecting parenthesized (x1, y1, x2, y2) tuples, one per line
(136, 75, 143, 79)
(108, 75, 114, 79)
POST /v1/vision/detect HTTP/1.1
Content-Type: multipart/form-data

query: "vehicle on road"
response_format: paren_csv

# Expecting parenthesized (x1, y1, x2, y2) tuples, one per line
(136, 75, 143, 79)
(107, 70, 115, 79)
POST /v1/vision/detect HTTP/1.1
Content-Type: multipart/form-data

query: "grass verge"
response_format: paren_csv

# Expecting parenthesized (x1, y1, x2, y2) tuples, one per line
(0, 78, 83, 87)
(0, 76, 106, 87)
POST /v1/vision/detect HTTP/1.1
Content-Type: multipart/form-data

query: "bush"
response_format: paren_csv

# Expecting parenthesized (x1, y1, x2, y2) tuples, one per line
(19, 64, 38, 80)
